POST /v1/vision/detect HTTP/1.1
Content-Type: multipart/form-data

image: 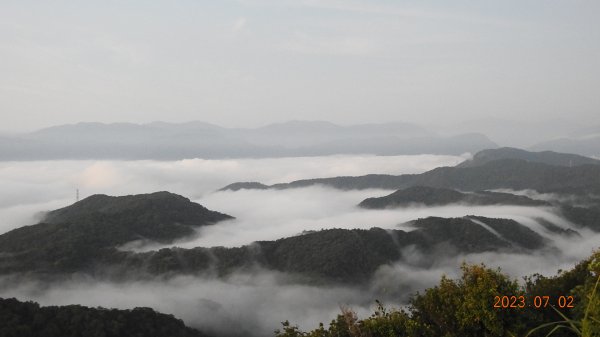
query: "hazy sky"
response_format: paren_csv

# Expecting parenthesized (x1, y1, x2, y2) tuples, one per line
(1, 0, 599, 131)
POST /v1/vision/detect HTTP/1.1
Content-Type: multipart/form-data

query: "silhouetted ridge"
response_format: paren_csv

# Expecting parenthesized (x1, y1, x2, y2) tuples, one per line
(0, 204, 549, 282)
(0, 192, 232, 274)
(0, 121, 498, 160)
(457, 147, 600, 168)
(222, 158, 600, 194)
(0, 297, 209, 337)
(358, 186, 548, 209)
(218, 182, 269, 191)
(531, 135, 600, 157)
(111, 216, 547, 283)
(44, 191, 232, 230)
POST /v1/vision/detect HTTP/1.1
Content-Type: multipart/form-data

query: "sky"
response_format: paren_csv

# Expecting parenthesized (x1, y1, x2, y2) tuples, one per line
(1, 0, 599, 131)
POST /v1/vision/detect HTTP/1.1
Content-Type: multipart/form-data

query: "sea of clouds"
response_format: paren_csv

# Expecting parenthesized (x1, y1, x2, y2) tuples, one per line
(0, 153, 598, 336)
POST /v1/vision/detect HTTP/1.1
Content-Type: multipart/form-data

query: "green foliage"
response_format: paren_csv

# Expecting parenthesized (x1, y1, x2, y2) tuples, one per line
(581, 251, 600, 337)
(522, 252, 600, 337)
(260, 228, 402, 283)
(277, 254, 600, 337)
(411, 263, 525, 337)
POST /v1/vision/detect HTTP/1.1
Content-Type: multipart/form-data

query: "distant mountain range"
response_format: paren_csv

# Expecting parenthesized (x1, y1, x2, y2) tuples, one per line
(430, 117, 599, 157)
(2, 120, 598, 160)
(432, 117, 586, 148)
(528, 123, 600, 157)
(531, 136, 600, 158)
(0, 121, 497, 160)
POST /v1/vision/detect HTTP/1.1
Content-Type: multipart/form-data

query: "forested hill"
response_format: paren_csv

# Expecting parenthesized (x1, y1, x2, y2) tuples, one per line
(0, 297, 210, 337)
(0, 187, 593, 281)
(356, 185, 600, 232)
(0, 206, 551, 282)
(220, 158, 600, 194)
(41, 191, 232, 244)
(0, 192, 233, 274)
(90, 216, 548, 282)
(358, 186, 548, 209)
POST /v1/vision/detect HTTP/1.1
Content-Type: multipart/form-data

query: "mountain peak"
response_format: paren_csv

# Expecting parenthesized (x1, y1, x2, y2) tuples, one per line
(44, 191, 221, 224)
(0, 191, 234, 274)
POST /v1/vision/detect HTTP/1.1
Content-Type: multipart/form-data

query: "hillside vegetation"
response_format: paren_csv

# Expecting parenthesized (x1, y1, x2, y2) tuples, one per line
(0, 205, 549, 282)
(276, 251, 600, 337)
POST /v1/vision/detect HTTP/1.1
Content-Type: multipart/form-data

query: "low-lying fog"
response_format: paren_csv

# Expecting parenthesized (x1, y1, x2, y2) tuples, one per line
(0, 154, 464, 234)
(0, 154, 598, 336)
(152, 190, 571, 248)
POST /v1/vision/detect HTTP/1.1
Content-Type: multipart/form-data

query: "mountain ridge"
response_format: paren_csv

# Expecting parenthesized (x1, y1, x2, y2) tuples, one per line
(0, 189, 554, 282)
(0, 120, 497, 160)
(358, 186, 549, 209)
(221, 156, 600, 194)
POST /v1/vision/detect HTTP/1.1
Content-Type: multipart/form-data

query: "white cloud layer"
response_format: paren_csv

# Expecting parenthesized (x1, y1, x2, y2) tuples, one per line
(0, 154, 598, 336)
(0, 154, 463, 234)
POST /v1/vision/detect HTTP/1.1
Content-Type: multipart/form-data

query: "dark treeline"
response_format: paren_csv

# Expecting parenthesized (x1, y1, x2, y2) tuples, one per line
(0, 216, 548, 283)
(0, 298, 208, 337)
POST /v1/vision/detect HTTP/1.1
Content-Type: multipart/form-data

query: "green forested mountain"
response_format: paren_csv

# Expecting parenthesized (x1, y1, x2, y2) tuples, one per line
(113, 216, 544, 283)
(0, 201, 548, 282)
(44, 191, 233, 238)
(0, 192, 232, 274)
(221, 155, 600, 195)
(0, 189, 585, 283)
(356, 185, 600, 232)
(0, 297, 209, 337)
(358, 186, 548, 209)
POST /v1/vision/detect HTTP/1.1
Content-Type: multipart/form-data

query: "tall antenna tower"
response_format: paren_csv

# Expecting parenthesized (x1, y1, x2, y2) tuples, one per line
(76, 188, 80, 202)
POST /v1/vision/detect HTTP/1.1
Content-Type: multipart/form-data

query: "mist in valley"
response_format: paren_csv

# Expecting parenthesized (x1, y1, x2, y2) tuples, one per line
(0, 154, 598, 336)
(2, 1, 600, 336)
